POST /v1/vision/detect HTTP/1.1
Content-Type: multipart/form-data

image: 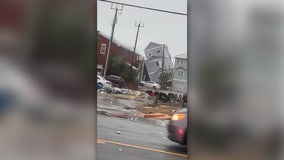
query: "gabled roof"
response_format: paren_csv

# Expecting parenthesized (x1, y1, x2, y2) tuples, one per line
(174, 53, 187, 59)
(144, 42, 162, 51)
(175, 66, 187, 70)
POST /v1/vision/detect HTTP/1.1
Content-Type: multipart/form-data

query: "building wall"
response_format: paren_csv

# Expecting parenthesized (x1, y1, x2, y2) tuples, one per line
(144, 45, 173, 69)
(174, 67, 187, 81)
(97, 32, 143, 74)
(172, 79, 187, 93)
(143, 43, 174, 82)
(172, 57, 187, 93)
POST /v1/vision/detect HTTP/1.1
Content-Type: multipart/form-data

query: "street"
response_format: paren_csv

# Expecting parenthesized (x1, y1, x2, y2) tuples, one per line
(97, 114, 188, 160)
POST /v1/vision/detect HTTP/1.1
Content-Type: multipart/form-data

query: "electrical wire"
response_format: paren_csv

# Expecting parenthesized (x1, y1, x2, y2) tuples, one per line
(98, 0, 187, 16)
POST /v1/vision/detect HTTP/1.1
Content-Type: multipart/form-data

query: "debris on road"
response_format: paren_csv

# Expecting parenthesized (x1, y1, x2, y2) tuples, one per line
(135, 104, 183, 120)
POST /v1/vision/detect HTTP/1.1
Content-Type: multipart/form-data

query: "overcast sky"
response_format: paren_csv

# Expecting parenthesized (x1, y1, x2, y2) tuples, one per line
(97, 0, 187, 58)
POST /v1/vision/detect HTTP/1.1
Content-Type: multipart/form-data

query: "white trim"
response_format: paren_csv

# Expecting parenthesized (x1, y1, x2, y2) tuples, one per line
(97, 65, 103, 69)
(146, 57, 162, 63)
(175, 66, 187, 70)
(100, 44, 106, 54)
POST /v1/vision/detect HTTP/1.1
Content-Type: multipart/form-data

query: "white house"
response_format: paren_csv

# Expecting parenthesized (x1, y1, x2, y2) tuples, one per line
(172, 53, 187, 93)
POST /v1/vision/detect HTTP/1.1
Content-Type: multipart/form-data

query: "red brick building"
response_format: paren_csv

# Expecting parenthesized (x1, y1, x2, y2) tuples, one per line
(97, 31, 144, 75)
(0, 1, 32, 52)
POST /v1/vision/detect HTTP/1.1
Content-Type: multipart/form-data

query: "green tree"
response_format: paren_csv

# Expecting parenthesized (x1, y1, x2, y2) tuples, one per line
(159, 72, 172, 90)
(107, 55, 138, 82)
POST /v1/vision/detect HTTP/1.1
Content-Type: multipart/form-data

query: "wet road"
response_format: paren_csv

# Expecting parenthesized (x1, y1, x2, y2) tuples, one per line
(97, 114, 188, 160)
(97, 93, 147, 115)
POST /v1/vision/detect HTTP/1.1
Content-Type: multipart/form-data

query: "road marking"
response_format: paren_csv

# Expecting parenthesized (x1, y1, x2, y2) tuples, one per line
(97, 139, 106, 144)
(97, 139, 187, 157)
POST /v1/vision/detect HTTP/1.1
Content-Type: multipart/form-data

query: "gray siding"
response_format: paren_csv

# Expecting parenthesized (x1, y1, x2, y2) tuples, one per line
(172, 55, 187, 93)
(143, 42, 174, 82)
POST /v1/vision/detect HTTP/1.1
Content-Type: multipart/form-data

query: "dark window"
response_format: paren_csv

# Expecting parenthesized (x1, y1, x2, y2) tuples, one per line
(156, 61, 159, 66)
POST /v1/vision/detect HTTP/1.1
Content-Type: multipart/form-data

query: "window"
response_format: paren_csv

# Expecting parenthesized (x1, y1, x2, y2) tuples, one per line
(100, 44, 106, 54)
(156, 61, 159, 66)
(157, 50, 160, 53)
(176, 59, 179, 64)
(177, 70, 184, 77)
(180, 59, 183, 64)
(148, 52, 152, 56)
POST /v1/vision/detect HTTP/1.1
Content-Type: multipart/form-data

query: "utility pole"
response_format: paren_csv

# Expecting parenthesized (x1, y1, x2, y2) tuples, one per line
(138, 60, 144, 87)
(130, 21, 144, 75)
(161, 44, 165, 90)
(170, 66, 174, 91)
(103, 4, 123, 78)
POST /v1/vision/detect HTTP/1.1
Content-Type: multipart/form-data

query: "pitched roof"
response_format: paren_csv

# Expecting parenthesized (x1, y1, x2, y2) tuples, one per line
(98, 31, 144, 58)
(174, 53, 187, 59)
(144, 42, 162, 51)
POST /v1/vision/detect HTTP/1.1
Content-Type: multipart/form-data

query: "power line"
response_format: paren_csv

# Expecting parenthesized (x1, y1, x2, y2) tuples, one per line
(98, 0, 187, 16)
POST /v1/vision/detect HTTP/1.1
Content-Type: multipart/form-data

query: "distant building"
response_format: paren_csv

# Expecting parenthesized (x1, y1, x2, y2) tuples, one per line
(172, 53, 187, 93)
(142, 42, 174, 83)
(97, 31, 144, 76)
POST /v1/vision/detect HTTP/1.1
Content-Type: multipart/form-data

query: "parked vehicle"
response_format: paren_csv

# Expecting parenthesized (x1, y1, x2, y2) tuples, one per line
(97, 75, 112, 89)
(105, 75, 125, 88)
(141, 81, 160, 89)
(167, 108, 187, 145)
(0, 58, 47, 113)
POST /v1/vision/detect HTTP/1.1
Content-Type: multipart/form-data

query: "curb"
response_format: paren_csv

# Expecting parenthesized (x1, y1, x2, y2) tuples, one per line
(109, 112, 128, 118)
(143, 113, 171, 120)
